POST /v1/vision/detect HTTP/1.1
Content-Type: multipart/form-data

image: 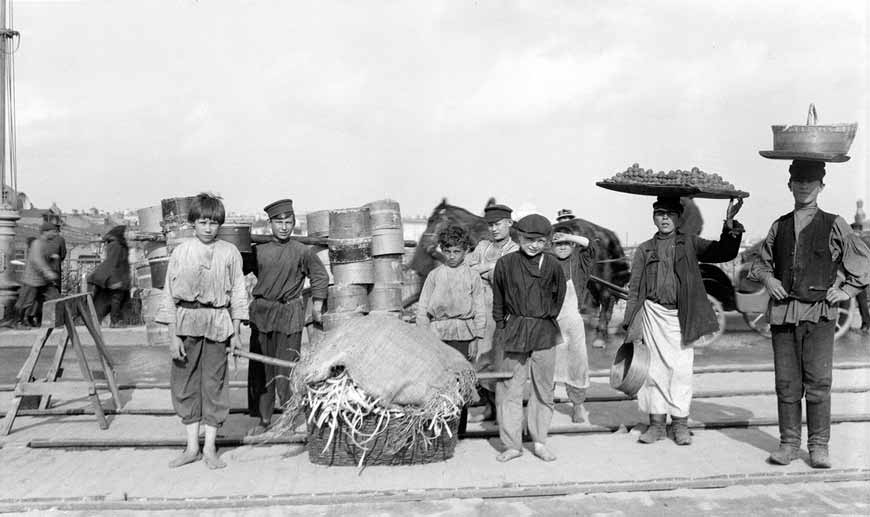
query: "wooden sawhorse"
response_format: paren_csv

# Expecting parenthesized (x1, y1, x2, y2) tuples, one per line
(1, 293, 121, 435)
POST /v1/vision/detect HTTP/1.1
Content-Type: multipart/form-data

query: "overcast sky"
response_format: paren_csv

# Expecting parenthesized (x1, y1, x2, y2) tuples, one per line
(10, 0, 870, 244)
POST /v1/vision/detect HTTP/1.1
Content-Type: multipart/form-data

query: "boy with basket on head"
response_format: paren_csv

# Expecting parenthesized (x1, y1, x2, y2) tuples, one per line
(623, 196, 743, 446)
(246, 198, 329, 436)
(549, 224, 596, 424)
(416, 224, 487, 432)
(156, 193, 249, 469)
(492, 214, 566, 462)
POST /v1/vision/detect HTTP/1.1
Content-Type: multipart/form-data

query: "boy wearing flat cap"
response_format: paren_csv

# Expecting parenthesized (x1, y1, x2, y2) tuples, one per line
(750, 160, 870, 468)
(623, 195, 743, 447)
(246, 198, 329, 436)
(465, 203, 519, 421)
(491, 213, 566, 462)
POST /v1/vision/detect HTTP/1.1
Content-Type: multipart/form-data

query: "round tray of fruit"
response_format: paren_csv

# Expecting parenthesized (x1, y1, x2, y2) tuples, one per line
(597, 164, 750, 199)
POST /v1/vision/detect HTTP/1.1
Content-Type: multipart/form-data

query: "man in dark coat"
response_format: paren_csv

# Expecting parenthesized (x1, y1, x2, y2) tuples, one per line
(246, 199, 329, 435)
(88, 225, 131, 325)
(623, 196, 743, 446)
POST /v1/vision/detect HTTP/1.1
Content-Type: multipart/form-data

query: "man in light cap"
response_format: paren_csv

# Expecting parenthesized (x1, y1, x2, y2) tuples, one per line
(246, 198, 329, 435)
(465, 203, 519, 422)
(750, 160, 870, 468)
(624, 195, 743, 447)
(491, 213, 566, 462)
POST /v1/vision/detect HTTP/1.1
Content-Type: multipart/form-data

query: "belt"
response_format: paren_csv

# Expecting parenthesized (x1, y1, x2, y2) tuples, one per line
(254, 296, 302, 305)
(176, 300, 227, 310)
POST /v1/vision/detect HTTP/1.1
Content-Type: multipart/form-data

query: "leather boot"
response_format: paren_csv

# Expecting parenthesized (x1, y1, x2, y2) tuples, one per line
(807, 399, 832, 469)
(671, 416, 692, 445)
(769, 401, 802, 465)
(638, 414, 667, 444)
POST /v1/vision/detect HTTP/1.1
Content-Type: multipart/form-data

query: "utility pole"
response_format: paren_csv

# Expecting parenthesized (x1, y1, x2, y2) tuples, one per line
(0, 0, 21, 320)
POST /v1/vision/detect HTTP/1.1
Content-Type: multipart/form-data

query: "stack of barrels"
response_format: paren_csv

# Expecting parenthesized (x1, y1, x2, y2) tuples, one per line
(318, 200, 405, 332)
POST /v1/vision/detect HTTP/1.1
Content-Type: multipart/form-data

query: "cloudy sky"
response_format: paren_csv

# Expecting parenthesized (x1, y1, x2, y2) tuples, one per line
(10, 0, 869, 244)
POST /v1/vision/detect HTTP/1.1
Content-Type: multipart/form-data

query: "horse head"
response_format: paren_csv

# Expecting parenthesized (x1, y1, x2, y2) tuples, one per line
(409, 198, 492, 277)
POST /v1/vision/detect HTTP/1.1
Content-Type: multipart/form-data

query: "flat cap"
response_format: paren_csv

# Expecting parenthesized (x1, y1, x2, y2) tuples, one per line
(652, 196, 684, 214)
(484, 204, 513, 223)
(40, 221, 56, 232)
(556, 208, 575, 222)
(264, 199, 294, 219)
(514, 214, 552, 238)
(789, 160, 826, 182)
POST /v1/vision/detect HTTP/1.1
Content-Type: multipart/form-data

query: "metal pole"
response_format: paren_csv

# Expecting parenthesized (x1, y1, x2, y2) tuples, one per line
(0, 0, 20, 321)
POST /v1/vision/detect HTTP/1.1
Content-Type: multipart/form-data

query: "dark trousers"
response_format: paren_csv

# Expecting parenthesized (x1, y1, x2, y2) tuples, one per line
(771, 319, 835, 449)
(92, 286, 129, 325)
(857, 288, 870, 328)
(170, 336, 230, 427)
(30, 284, 60, 325)
(443, 339, 472, 434)
(247, 328, 302, 420)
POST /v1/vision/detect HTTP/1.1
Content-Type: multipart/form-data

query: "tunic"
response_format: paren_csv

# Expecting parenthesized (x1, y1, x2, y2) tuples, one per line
(749, 204, 870, 324)
(155, 238, 249, 342)
(247, 240, 329, 335)
(465, 238, 519, 356)
(416, 263, 487, 341)
(492, 250, 566, 353)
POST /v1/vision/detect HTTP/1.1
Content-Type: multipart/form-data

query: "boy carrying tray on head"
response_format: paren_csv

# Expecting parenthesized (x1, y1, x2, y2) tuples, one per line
(416, 224, 487, 432)
(492, 214, 566, 462)
(623, 196, 743, 446)
(246, 199, 329, 436)
(156, 193, 249, 469)
(549, 224, 596, 424)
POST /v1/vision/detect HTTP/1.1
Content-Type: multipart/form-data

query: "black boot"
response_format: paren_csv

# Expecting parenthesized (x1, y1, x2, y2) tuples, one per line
(769, 400, 802, 465)
(671, 416, 692, 445)
(638, 414, 667, 443)
(807, 399, 832, 469)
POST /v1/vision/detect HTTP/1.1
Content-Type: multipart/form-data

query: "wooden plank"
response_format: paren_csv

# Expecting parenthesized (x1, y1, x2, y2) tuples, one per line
(15, 381, 94, 397)
(82, 295, 121, 409)
(14, 328, 52, 382)
(233, 349, 297, 369)
(38, 333, 70, 410)
(64, 304, 108, 430)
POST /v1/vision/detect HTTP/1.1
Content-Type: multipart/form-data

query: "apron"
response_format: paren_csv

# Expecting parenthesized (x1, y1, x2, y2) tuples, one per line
(554, 280, 590, 389)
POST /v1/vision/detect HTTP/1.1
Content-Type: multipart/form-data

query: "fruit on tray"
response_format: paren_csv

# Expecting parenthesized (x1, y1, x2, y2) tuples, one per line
(601, 164, 739, 191)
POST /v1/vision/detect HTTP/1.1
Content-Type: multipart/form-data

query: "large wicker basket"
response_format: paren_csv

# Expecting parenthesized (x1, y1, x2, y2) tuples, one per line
(308, 412, 459, 467)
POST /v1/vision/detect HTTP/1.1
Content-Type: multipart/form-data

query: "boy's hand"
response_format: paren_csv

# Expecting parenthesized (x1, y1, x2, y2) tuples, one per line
(467, 339, 479, 361)
(825, 287, 850, 304)
(311, 299, 324, 323)
(169, 335, 186, 360)
(228, 335, 241, 371)
(763, 277, 788, 301)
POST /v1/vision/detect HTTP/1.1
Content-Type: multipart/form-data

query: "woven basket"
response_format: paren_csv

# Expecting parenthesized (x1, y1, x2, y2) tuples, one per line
(308, 413, 459, 467)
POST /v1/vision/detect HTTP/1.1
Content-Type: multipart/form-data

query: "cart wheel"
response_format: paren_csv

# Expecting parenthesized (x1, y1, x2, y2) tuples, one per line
(743, 311, 772, 338)
(834, 298, 855, 341)
(695, 295, 725, 347)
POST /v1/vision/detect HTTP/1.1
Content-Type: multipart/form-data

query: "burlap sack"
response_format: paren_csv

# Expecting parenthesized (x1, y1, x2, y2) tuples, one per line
(300, 312, 474, 407)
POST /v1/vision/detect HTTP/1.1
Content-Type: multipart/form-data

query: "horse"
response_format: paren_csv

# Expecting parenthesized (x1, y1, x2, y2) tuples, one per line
(409, 198, 631, 345)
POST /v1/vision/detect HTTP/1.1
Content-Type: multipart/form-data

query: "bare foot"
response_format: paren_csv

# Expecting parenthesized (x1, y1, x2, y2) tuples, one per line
(168, 449, 201, 468)
(203, 450, 226, 470)
(533, 442, 556, 462)
(496, 449, 523, 463)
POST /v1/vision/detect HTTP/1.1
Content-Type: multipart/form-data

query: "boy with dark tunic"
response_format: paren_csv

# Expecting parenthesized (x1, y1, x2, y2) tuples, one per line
(247, 199, 329, 435)
(549, 225, 596, 423)
(623, 196, 743, 446)
(156, 193, 248, 469)
(750, 161, 870, 468)
(492, 214, 566, 462)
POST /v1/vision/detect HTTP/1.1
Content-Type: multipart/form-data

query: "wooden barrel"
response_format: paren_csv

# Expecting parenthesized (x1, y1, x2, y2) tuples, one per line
(327, 284, 370, 313)
(307, 210, 330, 238)
(371, 228, 405, 256)
(311, 245, 334, 285)
(331, 261, 374, 285)
(166, 226, 195, 252)
(144, 241, 168, 259)
(402, 269, 423, 303)
(373, 255, 404, 285)
(369, 286, 403, 312)
(139, 288, 164, 322)
(322, 311, 365, 332)
(137, 205, 163, 233)
(364, 199, 402, 230)
(161, 196, 197, 228)
(329, 207, 371, 239)
(328, 238, 372, 264)
(135, 261, 152, 289)
(218, 224, 252, 253)
(149, 257, 170, 290)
